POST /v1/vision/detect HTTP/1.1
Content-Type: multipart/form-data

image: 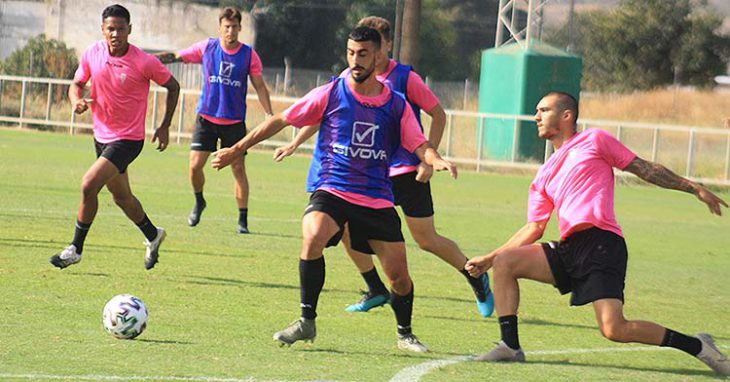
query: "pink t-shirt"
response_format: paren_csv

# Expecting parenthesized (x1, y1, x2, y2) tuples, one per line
(179, 40, 264, 125)
(283, 79, 428, 208)
(528, 128, 637, 239)
(74, 41, 172, 143)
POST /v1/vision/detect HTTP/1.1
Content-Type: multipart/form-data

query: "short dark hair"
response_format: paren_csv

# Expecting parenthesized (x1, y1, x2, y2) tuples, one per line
(357, 16, 391, 42)
(348, 26, 381, 49)
(546, 91, 579, 124)
(219, 7, 242, 24)
(102, 4, 130, 24)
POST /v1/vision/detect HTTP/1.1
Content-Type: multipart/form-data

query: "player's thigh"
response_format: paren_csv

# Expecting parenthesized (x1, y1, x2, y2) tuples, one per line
(189, 150, 210, 170)
(496, 244, 555, 284)
(105, 171, 133, 200)
(301, 211, 341, 247)
(404, 215, 438, 243)
(370, 240, 408, 277)
(82, 157, 120, 191)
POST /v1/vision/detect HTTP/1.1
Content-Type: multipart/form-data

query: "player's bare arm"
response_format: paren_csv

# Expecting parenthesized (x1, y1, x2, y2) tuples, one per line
(274, 124, 319, 162)
(68, 81, 92, 114)
(413, 142, 457, 179)
(465, 220, 547, 277)
(155, 52, 183, 64)
(213, 114, 289, 169)
(250, 75, 274, 116)
(152, 76, 180, 151)
(624, 156, 728, 215)
(415, 104, 447, 182)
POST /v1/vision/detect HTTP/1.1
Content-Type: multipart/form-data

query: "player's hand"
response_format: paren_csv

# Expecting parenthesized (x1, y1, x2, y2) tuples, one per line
(415, 163, 433, 183)
(432, 158, 457, 179)
(73, 98, 92, 114)
(273, 143, 297, 162)
(212, 147, 239, 170)
(152, 125, 169, 151)
(465, 255, 494, 278)
(695, 186, 728, 216)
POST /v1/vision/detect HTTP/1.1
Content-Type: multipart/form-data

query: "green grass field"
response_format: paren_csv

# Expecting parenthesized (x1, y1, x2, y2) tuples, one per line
(1, 128, 729, 382)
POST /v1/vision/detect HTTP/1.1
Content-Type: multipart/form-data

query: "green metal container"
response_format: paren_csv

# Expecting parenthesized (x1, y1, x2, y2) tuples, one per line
(478, 42, 582, 162)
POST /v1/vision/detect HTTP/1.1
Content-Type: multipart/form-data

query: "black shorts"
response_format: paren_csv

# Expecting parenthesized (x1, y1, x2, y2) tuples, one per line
(542, 227, 628, 306)
(191, 115, 247, 152)
(304, 190, 404, 254)
(94, 139, 144, 174)
(391, 171, 434, 218)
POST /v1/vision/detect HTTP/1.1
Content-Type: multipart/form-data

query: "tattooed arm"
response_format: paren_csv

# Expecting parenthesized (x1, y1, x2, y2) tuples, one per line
(623, 157, 728, 216)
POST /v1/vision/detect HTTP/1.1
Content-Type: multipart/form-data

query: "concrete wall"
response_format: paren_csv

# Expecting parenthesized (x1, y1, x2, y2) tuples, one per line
(0, 1, 47, 60)
(1, 0, 255, 60)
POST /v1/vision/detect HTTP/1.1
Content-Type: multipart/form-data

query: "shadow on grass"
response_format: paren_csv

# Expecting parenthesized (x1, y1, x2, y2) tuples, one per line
(527, 359, 715, 379)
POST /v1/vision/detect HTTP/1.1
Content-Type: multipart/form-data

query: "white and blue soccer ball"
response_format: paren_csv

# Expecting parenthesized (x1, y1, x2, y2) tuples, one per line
(102, 294, 148, 339)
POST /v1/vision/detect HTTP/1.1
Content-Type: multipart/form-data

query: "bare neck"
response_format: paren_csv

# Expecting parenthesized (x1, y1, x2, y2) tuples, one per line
(347, 75, 383, 97)
(551, 127, 578, 150)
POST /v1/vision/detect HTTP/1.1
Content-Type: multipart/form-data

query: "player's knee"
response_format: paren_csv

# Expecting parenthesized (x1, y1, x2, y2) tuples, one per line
(80, 177, 101, 199)
(600, 322, 629, 343)
(414, 235, 438, 253)
(491, 252, 514, 276)
(386, 272, 410, 292)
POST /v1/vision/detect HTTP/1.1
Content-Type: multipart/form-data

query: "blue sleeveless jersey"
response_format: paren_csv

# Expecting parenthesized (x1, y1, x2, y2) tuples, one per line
(384, 63, 423, 169)
(306, 78, 407, 201)
(197, 38, 251, 120)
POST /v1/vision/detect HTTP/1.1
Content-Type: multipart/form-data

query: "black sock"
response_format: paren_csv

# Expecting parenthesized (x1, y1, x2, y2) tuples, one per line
(460, 267, 487, 302)
(390, 284, 414, 336)
(238, 208, 248, 227)
(361, 267, 388, 295)
(135, 214, 158, 242)
(499, 315, 521, 350)
(299, 257, 325, 320)
(71, 220, 92, 254)
(661, 328, 702, 356)
(194, 191, 205, 207)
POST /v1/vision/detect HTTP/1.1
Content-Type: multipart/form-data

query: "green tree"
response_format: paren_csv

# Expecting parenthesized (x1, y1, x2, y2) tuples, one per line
(1, 34, 78, 80)
(545, 0, 730, 91)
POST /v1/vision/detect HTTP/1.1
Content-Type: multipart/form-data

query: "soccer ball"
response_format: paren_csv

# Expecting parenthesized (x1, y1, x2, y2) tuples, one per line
(102, 294, 148, 339)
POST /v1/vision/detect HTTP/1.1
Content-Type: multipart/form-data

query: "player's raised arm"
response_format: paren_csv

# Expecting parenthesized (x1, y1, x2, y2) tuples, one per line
(155, 51, 183, 64)
(623, 157, 728, 216)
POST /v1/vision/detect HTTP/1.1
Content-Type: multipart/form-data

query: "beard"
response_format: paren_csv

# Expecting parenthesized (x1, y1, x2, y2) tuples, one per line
(351, 64, 375, 83)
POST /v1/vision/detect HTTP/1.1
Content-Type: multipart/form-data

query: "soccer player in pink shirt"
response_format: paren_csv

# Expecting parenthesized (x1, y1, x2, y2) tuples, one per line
(156, 7, 273, 234)
(275, 16, 493, 318)
(465, 92, 730, 375)
(213, 27, 457, 353)
(50, 4, 180, 271)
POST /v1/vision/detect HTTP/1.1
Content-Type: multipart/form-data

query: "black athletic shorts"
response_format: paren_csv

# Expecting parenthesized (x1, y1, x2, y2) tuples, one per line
(94, 139, 144, 174)
(391, 171, 434, 218)
(304, 190, 404, 254)
(542, 227, 628, 306)
(191, 115, 247, 152)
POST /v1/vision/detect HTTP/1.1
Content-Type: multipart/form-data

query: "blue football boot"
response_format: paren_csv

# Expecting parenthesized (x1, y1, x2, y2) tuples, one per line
(344, 291, 390, 312)
(476, 273, 495, 317)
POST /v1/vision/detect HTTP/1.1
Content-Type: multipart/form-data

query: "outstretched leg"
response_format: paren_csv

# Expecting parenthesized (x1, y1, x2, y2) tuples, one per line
(188, 150, 210, 226)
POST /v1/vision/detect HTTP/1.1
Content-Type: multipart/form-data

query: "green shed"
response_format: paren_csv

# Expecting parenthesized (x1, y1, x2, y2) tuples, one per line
(478, 41, 582, 162)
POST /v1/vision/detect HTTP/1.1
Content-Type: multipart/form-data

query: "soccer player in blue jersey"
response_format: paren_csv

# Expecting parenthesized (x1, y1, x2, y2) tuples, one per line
(275, 16, 493, 317)
(212, 27, 457, 353)
(157, 7, 273, 233)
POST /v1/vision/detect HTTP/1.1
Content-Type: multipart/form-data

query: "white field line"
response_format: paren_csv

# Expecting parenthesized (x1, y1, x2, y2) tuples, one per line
(1, 345, 729, 381)
(388, 344, 730, 382)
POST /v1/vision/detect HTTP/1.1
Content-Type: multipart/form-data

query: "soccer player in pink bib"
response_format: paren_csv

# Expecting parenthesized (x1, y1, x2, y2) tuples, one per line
(275, 16, 493, 318)
(465, 92, 730, 376)
(156, 7, 273, 233)
(50, 4, 180, 270)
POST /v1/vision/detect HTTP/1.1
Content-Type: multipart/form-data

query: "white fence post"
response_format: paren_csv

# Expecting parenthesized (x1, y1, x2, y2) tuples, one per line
(686, 129, 695, 178)
(725, 133, 730, 182)
(45, 81, 53, 121)
(476, 116, 484, 172)
(445, 113, 453, 158)
(651, 127, 659, 162)
(462, 79, 469, 110)
(19, 80, 27, 129)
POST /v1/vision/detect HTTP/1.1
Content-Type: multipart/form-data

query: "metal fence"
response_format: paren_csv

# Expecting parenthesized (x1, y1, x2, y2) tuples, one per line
(167, 63, 480, 111)
(2, 74, 729, 186)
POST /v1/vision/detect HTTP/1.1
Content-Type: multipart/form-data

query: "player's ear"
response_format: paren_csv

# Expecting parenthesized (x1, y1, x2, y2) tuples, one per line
(128, 24, 133, 35)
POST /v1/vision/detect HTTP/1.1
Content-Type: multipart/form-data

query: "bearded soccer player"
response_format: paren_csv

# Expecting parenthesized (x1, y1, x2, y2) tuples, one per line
(50, 4, 180, 270)
(213, 27, 457, 352)
(275, 16, 493, 317)
(465, 92, 730, 376)
(157, 7, 273, 233)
